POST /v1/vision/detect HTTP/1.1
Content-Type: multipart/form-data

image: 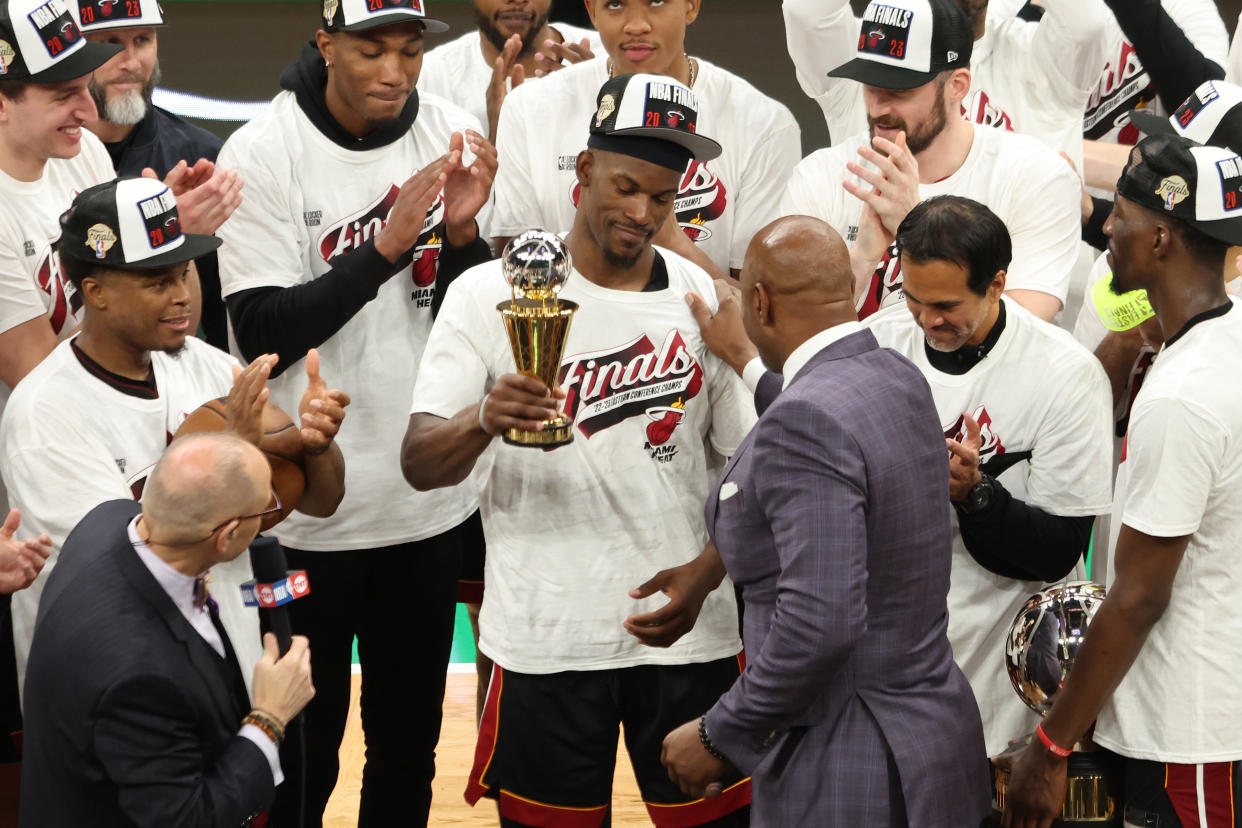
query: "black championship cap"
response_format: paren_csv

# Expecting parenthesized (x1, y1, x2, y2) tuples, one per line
(828, 0, 972, 91)
(1129, 80, 1242, 155)
(321, 0, 447, 34)
(70, 0, 164, 33)
(0, 0, 119, 82)
(1116, 134, 1242, 246)
(58, 177, 221, 268)
(587, 73, 722, 172)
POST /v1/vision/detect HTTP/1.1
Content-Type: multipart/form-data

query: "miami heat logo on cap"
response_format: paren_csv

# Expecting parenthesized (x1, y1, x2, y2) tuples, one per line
(364, 0, 423, 16)
(85, 224, 117, 259)
(1217, 156, 1242, 211)
(1155, 175, 1190, 211)
(136, 189, 181, 249)
(858, 2, 912, 60)
(595, 94, 615, 128)
(28, 0, 81, 59)
(0, 40, 14, 74)
(642, 81, 697, 133)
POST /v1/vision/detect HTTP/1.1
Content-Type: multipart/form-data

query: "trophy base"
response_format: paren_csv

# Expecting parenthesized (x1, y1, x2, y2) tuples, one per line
(503, 416, 574, 448)
(992, 737, 1122, 826)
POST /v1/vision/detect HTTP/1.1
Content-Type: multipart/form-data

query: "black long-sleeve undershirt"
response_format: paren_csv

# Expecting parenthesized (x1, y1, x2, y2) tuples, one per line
(226, 231, 491, 378)
(1102, 0, 1224, 114)
(955, 477, 1095, 582)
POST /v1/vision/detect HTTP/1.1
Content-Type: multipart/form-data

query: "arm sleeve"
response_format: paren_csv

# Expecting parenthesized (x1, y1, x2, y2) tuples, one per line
(703, 400, 868, 772)
(223, 239, 398, 375)
(410, 272, 494, 418)
(489, 85, 547, 239)
(1082, 196, 1112, 251)
(1029, 0, 1111, 97)
(728, 113, 802, 270)
(0, 214, 48, 336)
(1001, 150, 1083, 305)
(93, 674, 274, 828)
(238, 725, 283, 786)
(955, 482, 1094, 581)
(781, 0, 868, 142)
(1103, 0, 1226, 110)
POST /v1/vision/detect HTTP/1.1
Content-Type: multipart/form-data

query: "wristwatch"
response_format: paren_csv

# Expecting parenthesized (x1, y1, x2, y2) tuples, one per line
(958, 474, 999, 516)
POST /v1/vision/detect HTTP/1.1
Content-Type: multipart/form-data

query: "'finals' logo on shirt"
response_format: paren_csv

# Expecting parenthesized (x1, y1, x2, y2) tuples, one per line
(317, 185, 445, 294)
(558, 330, 703, 447)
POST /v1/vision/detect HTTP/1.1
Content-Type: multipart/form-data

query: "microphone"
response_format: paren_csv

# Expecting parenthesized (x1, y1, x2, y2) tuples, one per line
(244, 536, 310, 657)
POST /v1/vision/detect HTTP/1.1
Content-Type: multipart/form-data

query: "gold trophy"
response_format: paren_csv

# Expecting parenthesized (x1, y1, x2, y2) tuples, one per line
(498, 231, 578, 448)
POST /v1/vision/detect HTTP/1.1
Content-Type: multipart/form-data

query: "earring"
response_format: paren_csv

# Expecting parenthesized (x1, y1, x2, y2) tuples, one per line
(324, 59, 331, 69)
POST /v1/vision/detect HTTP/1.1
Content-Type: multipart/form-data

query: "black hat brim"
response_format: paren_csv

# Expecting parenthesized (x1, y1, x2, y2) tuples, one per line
(330, 12, 449, 34)
(24, 40, 122, 83)
(827, 56, 939, 91)
(1128, 108, 1175, 137)
(60, 232, 222, 268)
(603, 126, 722, 163)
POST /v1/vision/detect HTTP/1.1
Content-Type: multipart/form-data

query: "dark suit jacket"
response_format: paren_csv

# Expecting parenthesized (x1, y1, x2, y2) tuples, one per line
(20, 500, 274, 828)
(703, 330, 991, 827)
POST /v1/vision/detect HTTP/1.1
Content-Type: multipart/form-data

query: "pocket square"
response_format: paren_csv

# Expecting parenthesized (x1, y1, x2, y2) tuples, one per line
(719, 482, 740, 501)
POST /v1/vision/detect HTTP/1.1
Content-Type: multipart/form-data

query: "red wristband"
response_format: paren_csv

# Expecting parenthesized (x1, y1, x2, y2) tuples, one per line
(1036, 722, 1072, 758)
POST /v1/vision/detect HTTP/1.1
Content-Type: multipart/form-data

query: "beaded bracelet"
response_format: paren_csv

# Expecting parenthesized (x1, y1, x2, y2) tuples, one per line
(1036, 722, 1072, 758)
(243, 709, 286, 748)
(698, 716, 727, 762)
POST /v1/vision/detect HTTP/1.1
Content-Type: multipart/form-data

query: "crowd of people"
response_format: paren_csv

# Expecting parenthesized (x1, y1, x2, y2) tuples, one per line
(0, 0, 1240, 825)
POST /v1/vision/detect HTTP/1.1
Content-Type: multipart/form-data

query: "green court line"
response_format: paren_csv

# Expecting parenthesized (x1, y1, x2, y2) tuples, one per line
(352, 603, 476, 665)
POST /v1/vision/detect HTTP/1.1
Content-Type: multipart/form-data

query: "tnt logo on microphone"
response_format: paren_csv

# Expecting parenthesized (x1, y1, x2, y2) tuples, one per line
(258, 584, 275, 607)
(290, 571, 311, 598)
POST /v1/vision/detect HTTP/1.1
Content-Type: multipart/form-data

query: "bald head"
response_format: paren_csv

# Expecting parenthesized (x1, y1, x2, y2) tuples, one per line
(742, 216, 854, 304)
(142, 433, 270, 546)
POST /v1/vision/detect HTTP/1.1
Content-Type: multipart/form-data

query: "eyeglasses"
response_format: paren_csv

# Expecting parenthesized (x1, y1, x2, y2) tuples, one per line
(205, 488, 283, 537)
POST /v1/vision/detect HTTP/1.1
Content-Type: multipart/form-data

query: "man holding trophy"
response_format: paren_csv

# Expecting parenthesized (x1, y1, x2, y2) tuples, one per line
(402, 73, 756, 826)
(1000, 137, 1242, 828)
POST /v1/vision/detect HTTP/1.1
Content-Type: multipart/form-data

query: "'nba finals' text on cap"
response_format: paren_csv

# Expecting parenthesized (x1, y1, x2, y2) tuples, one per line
(321, 0, 447, 34)
(1116, 134, 1242, 247)
(70, 0, 163, 33)
(1129, 80, 1242, 154)
(587, 73, 722, 172)
(57, 177, 221, 268)
(829, 0, 972, 91)
(0, 0, 120, 81)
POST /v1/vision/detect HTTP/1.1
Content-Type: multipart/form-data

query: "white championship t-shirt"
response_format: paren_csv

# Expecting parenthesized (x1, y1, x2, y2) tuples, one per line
(217, 90, 483, 552)
(491, 57, 801, 273)
(0, 336, 262, 694)
(781, 0, 1109, 167)
(411, 248, 754, 674)
(1084, 0, 1228, 144)
(781, 125, 1082, 320)
(419, 21, 603, 139)
(865, 298, 1115, 755)
(1094, 302, 1242, 763)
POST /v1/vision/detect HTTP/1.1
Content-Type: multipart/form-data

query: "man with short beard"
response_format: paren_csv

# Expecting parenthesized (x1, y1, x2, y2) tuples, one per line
(71, 0, 232, 347)
(419, 0, 601, 139)
(780, 0, 1081, 323)
(404, 73, 755, 827)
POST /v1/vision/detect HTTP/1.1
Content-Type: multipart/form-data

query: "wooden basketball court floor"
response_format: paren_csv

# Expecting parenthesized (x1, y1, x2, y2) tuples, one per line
(323, 670, 651, 827)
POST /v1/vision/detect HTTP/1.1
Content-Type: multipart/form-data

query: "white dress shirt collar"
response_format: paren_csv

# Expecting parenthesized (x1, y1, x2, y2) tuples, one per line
(781, 321, 864, 389)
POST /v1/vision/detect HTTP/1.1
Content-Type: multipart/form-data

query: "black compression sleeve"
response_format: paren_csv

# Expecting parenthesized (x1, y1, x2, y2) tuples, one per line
(432, 230, 492, 318)
(1082, 196, 1113, 251)
(225, 238, 400, 378)
(955, 480, 1095, 582)
(1103, 0, 1224, 112)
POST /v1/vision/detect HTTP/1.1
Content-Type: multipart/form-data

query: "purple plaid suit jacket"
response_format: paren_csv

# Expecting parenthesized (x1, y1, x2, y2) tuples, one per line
(703, 330, 990, 827)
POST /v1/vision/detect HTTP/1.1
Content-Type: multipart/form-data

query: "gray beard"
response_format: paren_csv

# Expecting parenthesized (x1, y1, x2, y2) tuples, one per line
(90, 61, 160, 127)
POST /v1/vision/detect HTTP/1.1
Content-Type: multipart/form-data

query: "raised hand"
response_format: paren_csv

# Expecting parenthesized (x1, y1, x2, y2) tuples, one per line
(486, 34, 526, 140)
(227, 354, 277, 447)
(0, 509, 51, 594)
(374, 156, 452, 264)
(946, 411, 983, 502)
(532, 36, 595, 77)
(297, 348, 350, 456)
(443, 130, 499, 246)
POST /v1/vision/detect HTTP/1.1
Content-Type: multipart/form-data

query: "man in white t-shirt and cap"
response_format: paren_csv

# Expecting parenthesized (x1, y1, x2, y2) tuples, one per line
(490, 0, 801, 282)
(403, 72, 755, 827)
(418, 0, 601, 140)
(1001, 133, 1242, 828)
(780, 0, 1080, 324)
(215, 0, 496, 824)
(782, 0, 1108, 169)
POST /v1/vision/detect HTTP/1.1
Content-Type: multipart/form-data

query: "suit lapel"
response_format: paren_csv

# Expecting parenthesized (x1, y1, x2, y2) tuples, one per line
(112, 535, 247, 728)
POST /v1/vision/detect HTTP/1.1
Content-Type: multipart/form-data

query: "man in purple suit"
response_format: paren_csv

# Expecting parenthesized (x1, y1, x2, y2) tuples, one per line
(661, 215, 991, 827)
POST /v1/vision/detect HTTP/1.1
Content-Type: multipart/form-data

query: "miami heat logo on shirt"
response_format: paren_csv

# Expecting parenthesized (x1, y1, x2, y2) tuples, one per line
(962, 89, 1014, 132)
(570, 161, 728, 244)
(944, 405, 1006, 459)
(35, 249, 80, 335)
(558, 330, 703, 452)
(317, 185, 445, 291)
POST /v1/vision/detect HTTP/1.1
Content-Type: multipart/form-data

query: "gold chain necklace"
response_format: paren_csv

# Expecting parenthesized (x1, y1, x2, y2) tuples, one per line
(607, 54, 698, 88)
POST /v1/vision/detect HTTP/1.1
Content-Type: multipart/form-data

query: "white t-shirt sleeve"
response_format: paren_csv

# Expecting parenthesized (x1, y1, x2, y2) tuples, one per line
(0, 213, 48, 336)
(1000, 149, 1081, 304)
(490, 83, 547, 240)
(1122, 396, 1225, 537)
(1029, 0, 1110, 96)
(781, 0, 867, 142)
(410, 272, 493, 418)
(779, 151, 846, 225)
(215, 140, 305, 295)
(1023, 351, 1115, 516)
(1071, 252, 1111, 352)
(1228, 12, 1242, 84)
(728, 114, 801, 270)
